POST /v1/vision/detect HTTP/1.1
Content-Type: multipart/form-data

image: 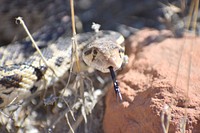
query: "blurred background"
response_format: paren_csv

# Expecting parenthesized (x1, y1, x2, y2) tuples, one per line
(0, 0, 194, 46)
(0, 0, 198, 133)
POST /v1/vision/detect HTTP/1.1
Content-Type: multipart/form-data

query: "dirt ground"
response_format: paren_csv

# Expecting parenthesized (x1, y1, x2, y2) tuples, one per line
(104, 29, 200, 133)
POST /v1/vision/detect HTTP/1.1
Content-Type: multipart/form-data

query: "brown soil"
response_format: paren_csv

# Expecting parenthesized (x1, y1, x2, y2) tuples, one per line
(103, 29, 200, 133)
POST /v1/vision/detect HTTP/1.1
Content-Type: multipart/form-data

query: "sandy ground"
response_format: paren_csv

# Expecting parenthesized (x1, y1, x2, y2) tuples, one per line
(104, 29, 200, 133)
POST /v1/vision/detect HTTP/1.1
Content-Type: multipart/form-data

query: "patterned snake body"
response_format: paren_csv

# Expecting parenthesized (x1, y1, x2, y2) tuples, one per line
(0, 30, 125, 108)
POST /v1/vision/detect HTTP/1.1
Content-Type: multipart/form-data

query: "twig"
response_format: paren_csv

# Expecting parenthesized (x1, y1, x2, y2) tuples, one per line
(15, 17, 58, 77)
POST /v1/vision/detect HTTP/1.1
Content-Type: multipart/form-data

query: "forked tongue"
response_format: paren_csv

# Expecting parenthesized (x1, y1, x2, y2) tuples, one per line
(108, 66, 123, 102)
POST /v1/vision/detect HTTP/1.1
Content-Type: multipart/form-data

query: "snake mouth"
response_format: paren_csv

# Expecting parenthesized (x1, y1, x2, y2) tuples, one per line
(107, 57, 122, 70)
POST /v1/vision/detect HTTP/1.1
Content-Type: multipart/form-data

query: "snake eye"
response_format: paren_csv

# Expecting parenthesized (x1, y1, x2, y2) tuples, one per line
(84, 49, 92, 56)
(92, 49, 98, 61)
(93, 49, 97, 55)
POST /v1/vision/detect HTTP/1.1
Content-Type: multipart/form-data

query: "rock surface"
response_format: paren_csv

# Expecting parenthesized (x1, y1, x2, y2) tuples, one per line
(103, 29, 200, 133)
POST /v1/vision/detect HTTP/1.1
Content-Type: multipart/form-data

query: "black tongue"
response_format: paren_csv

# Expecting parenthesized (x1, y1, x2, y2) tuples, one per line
(108, 66, 123, 102)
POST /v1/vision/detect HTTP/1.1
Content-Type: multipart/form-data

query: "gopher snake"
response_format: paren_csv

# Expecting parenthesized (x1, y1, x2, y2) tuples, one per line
(0, 28, 125, 108)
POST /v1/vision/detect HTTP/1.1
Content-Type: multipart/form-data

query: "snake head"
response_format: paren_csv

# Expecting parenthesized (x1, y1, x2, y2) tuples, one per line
(82, 39, 125, 73)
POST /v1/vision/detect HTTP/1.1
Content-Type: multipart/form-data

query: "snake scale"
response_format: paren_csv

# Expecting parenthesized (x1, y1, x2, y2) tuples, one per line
(0, 0, 126, 109)
(0, 27, 125, 108)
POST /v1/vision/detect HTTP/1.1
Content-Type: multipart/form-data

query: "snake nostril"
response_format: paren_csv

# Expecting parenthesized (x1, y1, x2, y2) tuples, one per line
(84, 49, 92, 55)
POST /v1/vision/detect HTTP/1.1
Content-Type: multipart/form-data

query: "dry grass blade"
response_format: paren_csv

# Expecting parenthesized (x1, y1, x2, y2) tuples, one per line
(161, 104, 172, 133)
(65, 113, 75, 133)
(70, 0, 80, 72)
(160, 1, 199, 132)
(178, 0, 198, 132)
(15, 17, 60, 78)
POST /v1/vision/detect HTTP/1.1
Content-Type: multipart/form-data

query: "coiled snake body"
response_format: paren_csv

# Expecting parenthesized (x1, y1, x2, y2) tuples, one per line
(0, 30, 125, 108)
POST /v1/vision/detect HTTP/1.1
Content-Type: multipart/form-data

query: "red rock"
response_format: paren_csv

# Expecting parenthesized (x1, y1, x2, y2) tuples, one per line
(103, 29, 200, 133)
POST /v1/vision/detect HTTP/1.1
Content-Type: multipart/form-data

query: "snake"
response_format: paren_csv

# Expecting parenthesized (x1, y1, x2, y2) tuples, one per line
(0, 26, 125, 108)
